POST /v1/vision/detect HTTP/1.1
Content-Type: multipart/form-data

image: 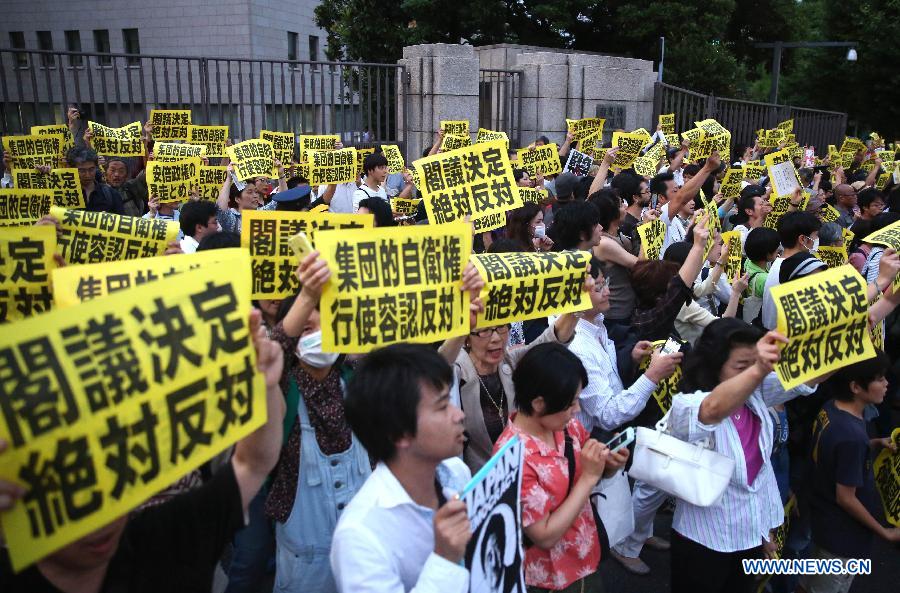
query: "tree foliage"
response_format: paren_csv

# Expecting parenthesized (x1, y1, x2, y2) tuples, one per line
(315, 0, 893, 136)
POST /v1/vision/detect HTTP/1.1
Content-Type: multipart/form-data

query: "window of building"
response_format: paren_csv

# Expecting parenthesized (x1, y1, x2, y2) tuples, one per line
(287, 31, 298, 62)
(65, 30, 83, 67)
(9, 31, 28, 68)
(36, 31, 55, 67)
(93, 29, 111, 66)
(309, 35, 319, 62)
(122, 29, 140, 65)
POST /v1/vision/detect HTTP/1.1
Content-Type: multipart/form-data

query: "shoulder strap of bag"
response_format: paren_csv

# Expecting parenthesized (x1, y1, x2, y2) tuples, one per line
(563, 427, 576, 496)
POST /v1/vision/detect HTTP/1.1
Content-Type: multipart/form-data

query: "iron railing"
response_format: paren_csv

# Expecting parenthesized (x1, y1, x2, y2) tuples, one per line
(653, 82, 847, 152)
(0, 48, 409, 157)
(479, 69, 522, 148)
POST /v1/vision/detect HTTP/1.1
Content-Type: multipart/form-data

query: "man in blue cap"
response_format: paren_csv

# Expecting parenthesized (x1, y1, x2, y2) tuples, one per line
(259, 182, 313, 212)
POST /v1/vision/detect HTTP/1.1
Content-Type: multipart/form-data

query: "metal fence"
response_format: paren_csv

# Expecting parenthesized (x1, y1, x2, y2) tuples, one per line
(0, 48, 409, 153)
(479, 69, 522, 148)
(653, 82, 847, 152)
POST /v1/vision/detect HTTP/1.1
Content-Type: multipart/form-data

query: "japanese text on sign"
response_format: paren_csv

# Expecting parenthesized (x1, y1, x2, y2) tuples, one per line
(772, 264, 875, 389)
(441, 133, 472, 152)
(2, 134, 64, 169)
(516, 144, 561, 177)
(12, 169, 84, 209)
(298, 135, 340, 152)
(862, 219, 900, 292)
(0, 254, 264, 571)
(50, 206, 179, 265)
(153, 142, 207, 162)
(0, 189, 54, 226)
(470, 251, 591, 327)
(226, 139, 276, 181)
(393, 198, 421, 216)
(241, 210, 373, 299)
(147, 158, 200, 203)
(31, 124, 74, 156)
(441, 120, 469, 136)
(317, 223, 472, 353)
(413, 140, 523, 233)
(0, 225, 56, 323)
(639, 339, 684, 414)
(475, 128, 509, 151)
(720, 231, 743, 284)
(382, 144, 405, 174)
(87, 122, 145, 157)
(567, 118, 605, 141)
(564, 149, 594, 177)
(149, 109, 191, 141)
(637, 220, 666, 260)
(765, 149, 801, 197)
(815, 246, 848, 269)
(517, 187, 548, 205)
(874, 428, 900, 527)
(308, 148, 358, 185)
(354, 147, 375, 175)
(659, 114, 675, 134)
(260, 130, 295, 165)
(52, 249, 245, 308)
(186, 125, 228, 158)
(611, 132, 647, 169)
(197, 166, 228, 201)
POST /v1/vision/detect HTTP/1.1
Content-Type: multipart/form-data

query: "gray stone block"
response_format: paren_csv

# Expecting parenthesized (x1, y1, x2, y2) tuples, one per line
(431, 57, 480, 95)
(583, 67, 650, 102)
(518, 65, 541, 98)
(536, 65, 570, 100)
(430, 95, 479, 127)
(515, 51, 569, 67)
(402, 43, 475, 59)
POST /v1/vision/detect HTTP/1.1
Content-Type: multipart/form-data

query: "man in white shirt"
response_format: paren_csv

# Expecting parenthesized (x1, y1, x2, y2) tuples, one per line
(760, 211, 821, 329)
(331, 344, 472, 593)
(178, 200, 220, 254)
(652, 152, 720, 258)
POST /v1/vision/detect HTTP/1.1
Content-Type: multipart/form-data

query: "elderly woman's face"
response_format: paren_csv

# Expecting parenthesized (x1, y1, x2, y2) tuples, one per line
(467, 325, 510, 367)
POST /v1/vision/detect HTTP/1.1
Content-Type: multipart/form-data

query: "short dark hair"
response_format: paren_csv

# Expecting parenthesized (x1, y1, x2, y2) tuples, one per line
(777, 212, 821, 249)
(833, 350, 889, 401)
(537, 135, 550, 145)
(630, 260, 680, 309)
(548, 201, 600, 250)
(179, 200, 217, 237)
(662, 241, 691, 265)
(680, 318, 764, 392)
(744, 227, 780, 262)
(512, 343, 588, 415)
(513, 168, 528, 184)
(286, 175, 309, 189)
(650, 172, 675, 198)
(357, 197, 395, 227)
(67, 146, 99, 167)
(197, 231, 241, 251)
(610, 172, 642, 206)
(683, 164, 700, 177)
(588, 189, 621, 230)
(730, 186, 766, 226)
(858, 187, 885, 209)
(345, 343, 453, 462)
(362, 152, 388, 176)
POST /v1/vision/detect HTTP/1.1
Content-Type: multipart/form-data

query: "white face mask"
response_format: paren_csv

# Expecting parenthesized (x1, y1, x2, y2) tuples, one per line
(533, 223, 546, 238)
(803, 236, 819, 253)
(296, 330, 339, 368)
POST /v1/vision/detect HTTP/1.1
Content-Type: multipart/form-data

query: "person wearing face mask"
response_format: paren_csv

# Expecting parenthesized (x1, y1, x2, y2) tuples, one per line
(506, 203, 553, 252)
(263, 253, 371, 593)
(759, 212, 822, 330)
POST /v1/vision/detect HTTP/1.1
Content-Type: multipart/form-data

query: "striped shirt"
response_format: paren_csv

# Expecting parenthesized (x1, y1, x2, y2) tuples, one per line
(568, 317, 657, 433)
(666, 373, 816, 552)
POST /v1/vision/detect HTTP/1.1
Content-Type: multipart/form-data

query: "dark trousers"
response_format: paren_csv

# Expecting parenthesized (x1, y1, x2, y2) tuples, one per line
(671, 530, 761, 593)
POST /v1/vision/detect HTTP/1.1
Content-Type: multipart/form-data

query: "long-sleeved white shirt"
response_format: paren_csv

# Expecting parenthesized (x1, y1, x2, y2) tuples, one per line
(666, 374, 816, 552)
(331, 459, 471, 593)
(568, 316, 657, 432)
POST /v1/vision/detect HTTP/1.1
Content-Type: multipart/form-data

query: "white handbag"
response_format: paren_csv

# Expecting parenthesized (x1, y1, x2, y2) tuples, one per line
(592, 470, 634, 547)
(629, 412, 735, 507)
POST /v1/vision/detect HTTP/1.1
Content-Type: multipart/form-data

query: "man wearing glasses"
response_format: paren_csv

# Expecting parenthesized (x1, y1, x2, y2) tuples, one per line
(832, 183, 858, 229)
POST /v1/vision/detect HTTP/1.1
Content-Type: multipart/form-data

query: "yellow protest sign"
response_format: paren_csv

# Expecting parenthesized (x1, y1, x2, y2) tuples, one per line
(241, 209, 373, 299)
(260, 130, 295, 165)
(643, 139, 667, 164)
(720, 167, 745, 200)
(317, 223, 472, 353)
(147, 157, 200, 203)
(842, 228, 854, 258)
(441, 120, 470, 136)
(197, 165, 228, 200)
(354, 147, 376, 175)
(874, 427, 900, 527)
(516, 144, 561, 177)
(764, 149, 801, 197)
(50, 206, 179, 265)
(87, 121, 145, 156)
(52, 248, 245, 308)
(31, 124, 74, 156)
(149, 109, 191, 141)
(692, 129, 731, 161)
(0, 253, 264, 571)
(700, 200, 720, 262)
(579, 131, 605, 162)
(776, 119, 794, 133)
(186, 125, 228, 158)
(744, 163, 766, 181)
(382, 144, 405, 173)
(153, 141, 206, 162)
(2, 134, 65, 169)
(819, 202, 841, 224)
(659, 114, 675, 134)
(664, 133, 680, 147)
(638, 339, 684, 414)
(876, 172, 891, 190)
(298, 134, 340, 152)
(0, 188, 54, 226)
(308, 147, 358, 185)
(862, 219, 900, 291)
(681, 127, 703, 145)
(839, 137, 866, 158)
(226, 139, 276, 180)
(566, 118, 605, 141)
(815, 246, 848, 269)
(563, 148, 595, 177)
(441, 133, 472, 152)
(611, 132, 647, 169)
(772, 264, 874, 389)
(637, 219, 666, 260)
(13, 168, 84, 209)
(471, 251, 591, 327)
(393, 198, 421, 216)
(720, 230, 743, 284)
(633, 156, 658, 179)
(0, 224, 57, 323)
(475, 128, 509, 151)
(414, 140, 523, 233)
(763, 191, 807, 230)
(517, 187, 548, 204)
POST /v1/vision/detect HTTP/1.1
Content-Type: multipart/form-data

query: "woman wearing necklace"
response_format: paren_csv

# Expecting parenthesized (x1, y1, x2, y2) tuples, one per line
(439, 277, 589, 473)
